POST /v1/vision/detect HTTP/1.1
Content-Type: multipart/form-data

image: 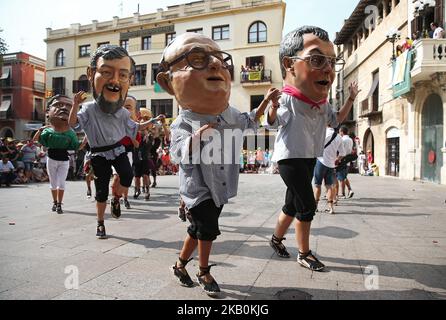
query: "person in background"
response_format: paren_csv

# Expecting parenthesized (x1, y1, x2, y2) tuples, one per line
(34, 94, 80, 214)
(431, 22, 445, 39)
(0, 156, 15, 187)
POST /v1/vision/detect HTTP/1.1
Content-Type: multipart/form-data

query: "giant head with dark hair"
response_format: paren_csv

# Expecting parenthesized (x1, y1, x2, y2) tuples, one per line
(279, 26, 335, 102)
(46, 94, 73, 128)
(87, 44, 136, 114)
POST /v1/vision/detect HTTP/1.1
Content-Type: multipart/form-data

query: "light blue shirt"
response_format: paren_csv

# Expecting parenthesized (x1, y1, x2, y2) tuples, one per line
(170, 106, 257, 209)
(76, 101, 138, 160)
(264, 93, 338, 162)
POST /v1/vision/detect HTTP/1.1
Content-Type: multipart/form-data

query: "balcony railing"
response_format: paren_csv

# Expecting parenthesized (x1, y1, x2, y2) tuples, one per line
(411, 39, 446, 82)
(33, 81, 45, 93)
(240, 69, 272, 85)
(0, 78, 12, 88)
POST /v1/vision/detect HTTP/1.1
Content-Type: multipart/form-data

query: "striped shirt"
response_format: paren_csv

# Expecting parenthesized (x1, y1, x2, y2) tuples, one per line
(264, 93, 338, 162)
(170, 106, 257, 209)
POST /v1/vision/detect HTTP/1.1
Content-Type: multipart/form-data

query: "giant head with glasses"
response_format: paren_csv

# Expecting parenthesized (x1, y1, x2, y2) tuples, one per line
(87, 45, 136, 115)
(280, 26, 345, 102)
(46, 94, 73, 127)
(157, 33, 234, 115)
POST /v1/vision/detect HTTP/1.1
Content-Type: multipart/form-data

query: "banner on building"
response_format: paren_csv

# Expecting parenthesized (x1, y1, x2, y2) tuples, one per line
(392, 50, 412, 98)
(248, 71, 262, 81)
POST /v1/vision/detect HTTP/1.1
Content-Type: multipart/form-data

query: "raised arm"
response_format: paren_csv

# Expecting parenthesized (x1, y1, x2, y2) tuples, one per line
(256, 88, 281, 122)
(69, 91, 87, 127)
(337, 82, 360, 123)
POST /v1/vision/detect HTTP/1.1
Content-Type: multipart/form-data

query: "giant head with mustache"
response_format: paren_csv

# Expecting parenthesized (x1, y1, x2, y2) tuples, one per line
(46, 94, 73, 129)
(87, 45, 136, 115)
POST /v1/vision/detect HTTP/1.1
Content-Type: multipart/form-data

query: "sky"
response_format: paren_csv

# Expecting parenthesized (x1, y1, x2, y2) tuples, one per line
(0, 0, 359, 60)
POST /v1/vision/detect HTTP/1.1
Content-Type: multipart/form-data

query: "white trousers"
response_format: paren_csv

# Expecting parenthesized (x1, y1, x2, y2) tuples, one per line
(47, 158, 69, 190)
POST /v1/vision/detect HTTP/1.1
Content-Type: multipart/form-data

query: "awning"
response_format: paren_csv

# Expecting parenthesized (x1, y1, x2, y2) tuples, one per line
(0, 100, 11, 119)
(366, 72, 380, 99)
(0, 69, 10, 80)
(24, 123, 43, 131)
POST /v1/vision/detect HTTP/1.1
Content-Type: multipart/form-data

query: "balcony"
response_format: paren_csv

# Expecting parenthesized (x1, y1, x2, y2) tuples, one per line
(240, 69, 272, 87)
(359, 98, 382, 124)
(411, 39, 446, 83)
(33, 81, 45, 93)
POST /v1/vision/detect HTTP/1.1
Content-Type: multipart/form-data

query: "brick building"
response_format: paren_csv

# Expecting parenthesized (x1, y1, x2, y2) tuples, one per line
(0, 52, 46, 139)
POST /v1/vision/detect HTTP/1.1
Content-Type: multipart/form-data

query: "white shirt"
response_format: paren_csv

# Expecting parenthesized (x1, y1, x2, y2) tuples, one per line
(0, 161, 15, 172)
(341, 134, 354, 155)
(264, 93, 338, 162)
(317, 128, 345, 168)
(433, 27, 445, 39)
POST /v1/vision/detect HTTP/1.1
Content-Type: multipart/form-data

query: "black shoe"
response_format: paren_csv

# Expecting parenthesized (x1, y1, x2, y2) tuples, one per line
(297, 250, 325, 272)
(133, 188, 141, 199)
(96, 224, 107, 239)
(124, 198, 131, 209)
(145, 192, 150, 201)
(52, 201, 57, 212)
(196, 265, 220, 297)
(87, 189, 92, 199)
(171, 258, 194, 287)
(270, 235, 290, 258)
(111, 197, 121, 219)
(56, 203, 63, 214)
(151, 182, 157, 188)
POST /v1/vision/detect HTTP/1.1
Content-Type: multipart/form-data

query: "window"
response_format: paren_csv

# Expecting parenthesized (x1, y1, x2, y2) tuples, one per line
(34, 98, 44, 120)
(97, 42, 110, 48)
(142, 36, 151, 50)
(151, 99, 173, 117)
(52, 77, 66, 95)
(55, 49, 65, 67)
(133, 65, 147, 86)
(250, 95, 264, 111)
(187, 28, 203, 34)
(79, 45, 91, 58)
(72, 75, 90, 93)
(166, 33, 176, 46)
(213, 25, 229, 41)
(371, 70, 379, 112)
(137, 100, 147, 110)
(120, 39, 129, 51)
(151, 63, 160, 85)
(248, 21, 267, 43)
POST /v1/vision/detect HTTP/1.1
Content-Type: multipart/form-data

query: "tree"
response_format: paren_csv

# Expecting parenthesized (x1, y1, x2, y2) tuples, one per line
(0, 29, 8, 69)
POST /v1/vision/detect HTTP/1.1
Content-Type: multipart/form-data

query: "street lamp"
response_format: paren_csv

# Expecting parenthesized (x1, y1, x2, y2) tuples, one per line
(386, 28, 401, 61)
(413, 0, 437, 37)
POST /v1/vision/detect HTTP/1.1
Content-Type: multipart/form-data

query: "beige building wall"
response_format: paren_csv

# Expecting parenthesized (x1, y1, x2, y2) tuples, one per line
(45, 0, 285, 121)
(337, 0, 446, 185)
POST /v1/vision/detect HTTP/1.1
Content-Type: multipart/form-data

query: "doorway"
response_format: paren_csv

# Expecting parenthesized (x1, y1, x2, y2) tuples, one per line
(421, 94, 443, 183)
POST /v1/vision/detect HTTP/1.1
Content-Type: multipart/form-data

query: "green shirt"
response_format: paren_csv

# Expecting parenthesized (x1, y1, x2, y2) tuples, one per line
(39, 128, 79, 150)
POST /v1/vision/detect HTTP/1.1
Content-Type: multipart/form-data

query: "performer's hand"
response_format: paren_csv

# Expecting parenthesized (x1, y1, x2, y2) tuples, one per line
(266, 88, 281, 107)
(74, 91, 87, 105)
(193, 123, 218, 138)
(348, 82, 360, 101)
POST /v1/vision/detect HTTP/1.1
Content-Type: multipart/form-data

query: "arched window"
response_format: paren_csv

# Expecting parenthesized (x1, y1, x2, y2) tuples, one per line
(248, 21, 267, 43)
(55, 49, 65, 67)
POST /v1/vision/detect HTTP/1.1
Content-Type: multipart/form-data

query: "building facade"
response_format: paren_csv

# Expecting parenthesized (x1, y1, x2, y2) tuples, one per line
(333, 0, 446, 185)
(0, 52, 46, 139)
(45, 0, 286, 148)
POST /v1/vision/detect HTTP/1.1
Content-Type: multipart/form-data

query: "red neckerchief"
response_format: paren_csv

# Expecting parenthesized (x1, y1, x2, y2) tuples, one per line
(282, 85, 327, 110)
